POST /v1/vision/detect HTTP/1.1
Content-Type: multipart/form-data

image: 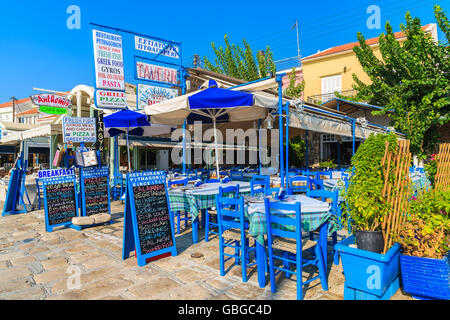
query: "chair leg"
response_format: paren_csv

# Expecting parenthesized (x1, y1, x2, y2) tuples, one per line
(332, 231, 339, 265)
(176, 212, 181, 234)
(241, 238, 247, 283)
(283, 251, 291, 279)
(296, 248, 303, 300)
(234, 240, 240, 265)
(267, 247, 276, 294)
(315, 244, 328, 291)
(219, 236, 225, 277)
(205, 211, 210, 242)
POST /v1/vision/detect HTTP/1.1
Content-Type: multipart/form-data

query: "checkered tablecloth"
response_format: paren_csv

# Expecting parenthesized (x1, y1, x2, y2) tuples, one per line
(168, 181, 254, 221)
(245, 195, 340, 246)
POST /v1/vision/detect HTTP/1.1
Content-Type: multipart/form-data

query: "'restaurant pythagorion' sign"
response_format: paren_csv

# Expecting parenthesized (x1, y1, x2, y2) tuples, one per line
(30, 94, 71, 115)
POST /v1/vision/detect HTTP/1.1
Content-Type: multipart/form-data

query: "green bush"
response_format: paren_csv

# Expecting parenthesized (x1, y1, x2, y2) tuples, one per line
(343, 133, 399, 231)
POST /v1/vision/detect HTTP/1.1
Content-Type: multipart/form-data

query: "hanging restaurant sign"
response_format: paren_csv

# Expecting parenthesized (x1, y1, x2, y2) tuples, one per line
(96, 90, 127, 109)
(30, 94, 71, 115)
(92, 29, 125, 91)
(137, 84, 178, 110)
(135, 36, 179, 59)
(62, 117, 97, 143)
(136, 61, 178, 85)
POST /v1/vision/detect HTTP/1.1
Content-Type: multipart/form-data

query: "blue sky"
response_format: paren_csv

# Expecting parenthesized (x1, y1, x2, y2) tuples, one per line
(0, 0, 448, 102)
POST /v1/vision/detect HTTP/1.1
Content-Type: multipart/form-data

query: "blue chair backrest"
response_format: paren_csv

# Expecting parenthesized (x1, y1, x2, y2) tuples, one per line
(205, 178, 220, 183)
(308, 177, 323, 190)
(219, 184, 240, 198)
(306, 189, 340, 221)
(216, 196, 246, 231)
(250, 180, 265, 196)
(289, 176, 308, 193)
(265, 186, 280, 197)
(252, 174, 270, 188)
(316, 171, 332, 180)
(168, 178, 188, 188)
(230, 170, 244, 181)
(301, 170, 317, 178)
(264, 198, 301, 240)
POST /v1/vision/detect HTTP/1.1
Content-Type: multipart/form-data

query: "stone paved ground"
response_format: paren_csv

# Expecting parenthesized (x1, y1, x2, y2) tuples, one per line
(0, 201, 414, 300)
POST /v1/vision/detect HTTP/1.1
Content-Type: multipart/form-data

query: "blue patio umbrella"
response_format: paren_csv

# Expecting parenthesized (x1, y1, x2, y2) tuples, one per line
(104, 108, 150, 172)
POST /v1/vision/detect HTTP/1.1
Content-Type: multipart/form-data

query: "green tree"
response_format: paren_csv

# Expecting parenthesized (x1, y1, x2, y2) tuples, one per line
(204, 36, 304, 98)
(350, 5, 450, 157)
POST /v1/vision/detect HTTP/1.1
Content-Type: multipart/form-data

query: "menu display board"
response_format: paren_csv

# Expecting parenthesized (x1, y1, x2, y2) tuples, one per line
(80, 166, 110, 217)
(42, 175, 78, 232)
(122, 171, 177, 266)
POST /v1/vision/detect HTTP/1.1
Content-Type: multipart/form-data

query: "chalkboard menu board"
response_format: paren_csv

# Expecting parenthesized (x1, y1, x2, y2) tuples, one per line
(122, 171, 177, 266)
(42, 175, 78, 232)
(80, 166, 110, 217)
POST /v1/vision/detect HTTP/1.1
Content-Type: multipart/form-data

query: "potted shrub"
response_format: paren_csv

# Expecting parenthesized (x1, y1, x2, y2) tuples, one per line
(336, 133, 402, 300)
(319, 160, 337, 171)
(397, 189, 450, 300)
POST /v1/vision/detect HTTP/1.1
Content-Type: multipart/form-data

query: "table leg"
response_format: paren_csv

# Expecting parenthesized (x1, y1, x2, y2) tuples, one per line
(256, 241, 266, 288)
(192, 216, 199, 244)
(319, 222, 329, 288)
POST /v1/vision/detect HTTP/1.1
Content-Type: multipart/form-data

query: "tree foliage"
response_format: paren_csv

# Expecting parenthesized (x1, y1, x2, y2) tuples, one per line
(203, 35, 304, 99)
(351, 6, 450, 157)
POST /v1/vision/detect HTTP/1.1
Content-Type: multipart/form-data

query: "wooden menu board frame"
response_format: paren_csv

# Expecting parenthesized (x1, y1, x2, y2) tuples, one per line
(122, 171, 177, 267)
(42, 175, 79, 232)
(80, 166, 111, 217)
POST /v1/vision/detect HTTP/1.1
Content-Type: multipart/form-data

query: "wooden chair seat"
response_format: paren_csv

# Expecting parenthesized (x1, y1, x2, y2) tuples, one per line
(223, 228, 250, 241)
(272, 237, 317, 254)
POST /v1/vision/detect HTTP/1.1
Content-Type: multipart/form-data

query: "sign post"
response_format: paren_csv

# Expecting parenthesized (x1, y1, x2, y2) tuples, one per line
(123, 171, 177, 266)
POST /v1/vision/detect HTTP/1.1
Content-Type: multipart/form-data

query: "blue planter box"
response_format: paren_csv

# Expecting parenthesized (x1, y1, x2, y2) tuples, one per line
(400, 253, 450, 300)
(335, 235, 401, 300)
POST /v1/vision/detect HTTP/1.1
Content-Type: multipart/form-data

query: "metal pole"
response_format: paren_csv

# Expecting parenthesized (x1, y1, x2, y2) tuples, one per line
(352, 120, 356, 156)
(295, 20, 301, 67)
(277, 75, 284, 189)
(258, 119, 262, 175)
(127, 126, 131, 172)
(182, 119, 187, 175)
(213, 118, 220, 180)
(305, 130, 309, 169)
(285, 102, 289, 187)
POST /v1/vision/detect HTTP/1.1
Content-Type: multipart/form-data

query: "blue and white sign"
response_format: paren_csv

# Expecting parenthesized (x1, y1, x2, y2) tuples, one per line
(135, 36, 179, 59)
(38, 168, 75, 179)
(137, 84, 178, 110)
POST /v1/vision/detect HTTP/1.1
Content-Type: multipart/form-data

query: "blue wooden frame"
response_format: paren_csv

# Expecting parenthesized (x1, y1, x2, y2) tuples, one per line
(79, 166, 111, 217)
(122, 171, 177, 267)
(2, 154, 29, 216)
(42, 175, 79, 232)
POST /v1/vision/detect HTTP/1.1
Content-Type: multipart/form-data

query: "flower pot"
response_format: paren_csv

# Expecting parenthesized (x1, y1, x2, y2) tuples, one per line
(355, 230, 384, 254)
(335, 235, 401, 300)
(400, 253, 450, 300)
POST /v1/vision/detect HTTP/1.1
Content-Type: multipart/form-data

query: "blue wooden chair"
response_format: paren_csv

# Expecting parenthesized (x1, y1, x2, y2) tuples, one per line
(230, 170, 244, 181)
(205, 178, 220, 183)
(265, 186, 280, 197)
(216, 195, 256, 282)
(35, 178, 44, 210)
(289, 176, 308, 193)
(252, 174, 270, 189)
(167, 178, 190, 234)
(264, 198, 328, 300)
(308, 177, 324, 190)
(306, 188, 341, 265)
(205, 185, 240, 242)
(301, 170, 317, 178)
(250, 180, 265, 196)
(316, 171, 332, 180)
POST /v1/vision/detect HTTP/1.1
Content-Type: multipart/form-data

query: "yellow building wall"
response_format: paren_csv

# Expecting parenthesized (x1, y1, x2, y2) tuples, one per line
(302, 45, 385, 101)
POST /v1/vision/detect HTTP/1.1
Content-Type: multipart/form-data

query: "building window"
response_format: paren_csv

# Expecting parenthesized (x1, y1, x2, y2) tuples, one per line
(321, 74, 342, 102)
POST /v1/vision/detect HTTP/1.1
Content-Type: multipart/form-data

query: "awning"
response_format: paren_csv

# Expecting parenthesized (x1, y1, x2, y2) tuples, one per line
(289, 108, 402, 139)
(0, 124, 62, 143)
(118, 138, 259, 151)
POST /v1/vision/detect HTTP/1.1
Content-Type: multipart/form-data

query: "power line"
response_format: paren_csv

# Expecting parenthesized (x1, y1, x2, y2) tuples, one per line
(268, 0, 440, 52)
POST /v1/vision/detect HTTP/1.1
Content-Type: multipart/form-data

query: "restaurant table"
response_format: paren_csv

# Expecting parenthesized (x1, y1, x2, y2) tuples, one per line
(410, 171, 431, 194)
(244, 194, 339, 288)
(168, 181, 259, 243)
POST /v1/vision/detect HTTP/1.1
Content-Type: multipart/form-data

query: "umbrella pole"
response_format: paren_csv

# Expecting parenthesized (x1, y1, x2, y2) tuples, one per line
(213, 119, 220, 180)
(127, 126, 131, 172)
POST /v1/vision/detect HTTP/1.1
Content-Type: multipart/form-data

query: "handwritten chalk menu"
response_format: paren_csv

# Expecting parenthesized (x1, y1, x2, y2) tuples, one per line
(122, 171, 177, 266)
(42, 175, 78, 232)
(80, 166, 110, 217)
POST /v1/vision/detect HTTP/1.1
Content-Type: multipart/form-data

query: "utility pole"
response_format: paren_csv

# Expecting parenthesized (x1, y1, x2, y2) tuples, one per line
(10, 97, 16, 123)
(295, 20, 300, 67)
(193, 54, 201, 68)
